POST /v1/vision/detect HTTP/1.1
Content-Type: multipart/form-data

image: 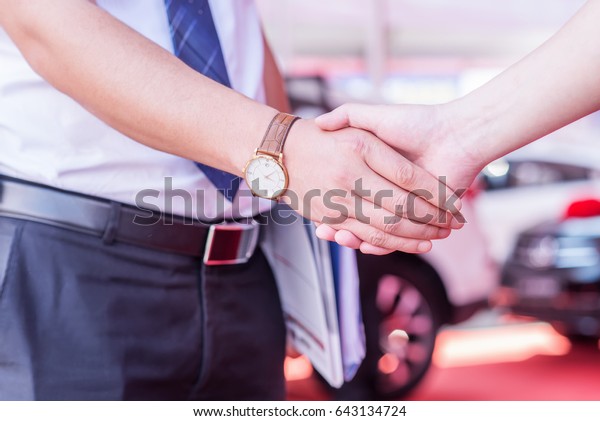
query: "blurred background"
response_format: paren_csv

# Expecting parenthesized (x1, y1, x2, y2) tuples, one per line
(256, 0, 600, 400)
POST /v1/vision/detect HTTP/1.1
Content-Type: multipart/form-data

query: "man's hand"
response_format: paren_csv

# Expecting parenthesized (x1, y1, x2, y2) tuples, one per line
(281, 118, 464, 254)
(314, 103, 484, 254)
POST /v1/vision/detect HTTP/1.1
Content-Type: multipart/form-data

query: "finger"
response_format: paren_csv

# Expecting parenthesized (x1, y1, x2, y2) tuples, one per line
(325, 194, 452, 239)
(363, 139, 464, 215)
(315, 103, 384, 132)
(329, 217, 432, 254)
(322, 225, 397, 255)
(318, 218, 390, 251)
(355, 197, 453, 239)
(331, 226, 431, 255)
(316, 221, 363, 249)
(351, 171, 460, 229)
(319, 221, 392, 253)
(361, 242, 406, 255)
(333, 229, 394, 255)
(326, 209, 451, 254)
(333, 229, 362, 249)
(315, 223, 337, 242)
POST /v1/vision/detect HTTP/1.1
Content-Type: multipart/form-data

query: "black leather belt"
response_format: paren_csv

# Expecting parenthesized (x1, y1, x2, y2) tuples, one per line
(0, 175, 259, 265)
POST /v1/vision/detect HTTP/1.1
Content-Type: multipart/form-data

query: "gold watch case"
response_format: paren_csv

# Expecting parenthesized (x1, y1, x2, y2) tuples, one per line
(243, 150, 289, 200)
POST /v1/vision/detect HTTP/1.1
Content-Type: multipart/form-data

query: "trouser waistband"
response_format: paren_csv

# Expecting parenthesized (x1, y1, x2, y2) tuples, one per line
(0, 175, 259, 264)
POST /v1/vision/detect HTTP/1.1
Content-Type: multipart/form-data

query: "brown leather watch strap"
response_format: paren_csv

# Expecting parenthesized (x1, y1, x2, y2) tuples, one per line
(257, 112, 300, 156)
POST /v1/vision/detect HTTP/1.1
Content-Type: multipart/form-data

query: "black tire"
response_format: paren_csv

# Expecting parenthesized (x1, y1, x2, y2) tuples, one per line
(334, 252, 450, 400)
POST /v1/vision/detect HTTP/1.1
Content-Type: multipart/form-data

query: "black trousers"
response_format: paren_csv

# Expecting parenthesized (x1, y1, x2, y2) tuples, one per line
(0, 216, 286, 400)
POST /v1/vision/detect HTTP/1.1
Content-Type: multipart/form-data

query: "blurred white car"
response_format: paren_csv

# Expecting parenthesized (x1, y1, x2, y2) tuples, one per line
(475, 130, 600, 264)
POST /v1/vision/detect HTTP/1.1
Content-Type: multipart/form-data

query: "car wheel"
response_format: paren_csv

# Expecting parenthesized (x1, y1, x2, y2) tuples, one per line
(373, 273, 439, 397)
(334, 253, 449, 400)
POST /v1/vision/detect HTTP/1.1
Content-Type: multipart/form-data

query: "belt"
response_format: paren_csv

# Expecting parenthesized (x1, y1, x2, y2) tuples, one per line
(0, 176, 260, 265)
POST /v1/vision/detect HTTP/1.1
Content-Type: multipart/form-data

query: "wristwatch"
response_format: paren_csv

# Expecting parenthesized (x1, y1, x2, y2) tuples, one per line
(243, 112, 300, 200)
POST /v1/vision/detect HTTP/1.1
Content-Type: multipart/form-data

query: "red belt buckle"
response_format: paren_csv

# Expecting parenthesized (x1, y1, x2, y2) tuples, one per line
(203, 219, 260, 266)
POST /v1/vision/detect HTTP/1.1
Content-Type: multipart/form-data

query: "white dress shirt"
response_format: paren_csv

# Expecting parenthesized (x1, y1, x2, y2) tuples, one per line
(0, 0, 272, 220)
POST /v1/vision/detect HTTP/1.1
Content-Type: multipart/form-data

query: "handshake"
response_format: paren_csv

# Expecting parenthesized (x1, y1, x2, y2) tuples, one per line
(281, 102, 486, 256)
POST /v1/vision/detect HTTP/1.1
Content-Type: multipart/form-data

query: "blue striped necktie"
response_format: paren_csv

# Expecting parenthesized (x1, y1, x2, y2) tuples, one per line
(164, 0, 241, 201)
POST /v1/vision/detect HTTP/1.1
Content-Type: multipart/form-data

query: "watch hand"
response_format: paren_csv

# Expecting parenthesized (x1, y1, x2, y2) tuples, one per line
(264, 171, 277, 181)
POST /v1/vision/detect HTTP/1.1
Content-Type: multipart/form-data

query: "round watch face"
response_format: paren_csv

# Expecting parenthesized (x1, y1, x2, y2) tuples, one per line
(244, 155, 288, 200)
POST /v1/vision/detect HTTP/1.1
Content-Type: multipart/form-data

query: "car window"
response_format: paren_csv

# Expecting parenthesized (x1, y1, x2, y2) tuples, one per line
(482, 160, 592, 191)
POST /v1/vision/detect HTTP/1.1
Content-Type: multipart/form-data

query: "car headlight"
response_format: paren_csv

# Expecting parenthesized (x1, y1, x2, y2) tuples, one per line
(522, 236, 559, 268)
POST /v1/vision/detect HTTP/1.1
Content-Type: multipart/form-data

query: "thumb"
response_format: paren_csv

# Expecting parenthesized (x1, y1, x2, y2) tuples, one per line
(316, 103, 380, 132)
(315, 106, 352, 131)
(315, 104, 383, 131)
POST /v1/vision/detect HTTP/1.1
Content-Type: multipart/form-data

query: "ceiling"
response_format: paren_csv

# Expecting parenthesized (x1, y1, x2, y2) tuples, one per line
(257, 0, 587, 59)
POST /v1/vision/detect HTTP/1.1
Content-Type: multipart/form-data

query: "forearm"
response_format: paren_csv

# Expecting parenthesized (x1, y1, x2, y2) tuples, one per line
(0, 0, 276, 175)
(449, 0, 600, 166)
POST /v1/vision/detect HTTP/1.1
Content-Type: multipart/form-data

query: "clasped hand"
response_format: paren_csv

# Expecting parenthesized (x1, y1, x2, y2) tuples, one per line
(281, 103, 481, 255)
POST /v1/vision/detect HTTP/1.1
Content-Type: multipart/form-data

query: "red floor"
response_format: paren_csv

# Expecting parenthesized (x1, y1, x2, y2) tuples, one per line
(286, 322, 600, 401)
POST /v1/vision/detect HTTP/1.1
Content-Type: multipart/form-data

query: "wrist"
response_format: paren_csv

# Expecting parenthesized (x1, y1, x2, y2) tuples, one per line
(280, 118, 331, 201)
(437, 99, 491, 171)
(242, 111, 301, 200)
(279, 118, 312, 185)
(407, 102, 488, 191)
(230, 106, 279, 175)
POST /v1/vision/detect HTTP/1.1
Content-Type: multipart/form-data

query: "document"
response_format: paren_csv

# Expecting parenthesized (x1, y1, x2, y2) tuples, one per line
(330, 242, 366, 381)
(260, 205, 365, 387)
